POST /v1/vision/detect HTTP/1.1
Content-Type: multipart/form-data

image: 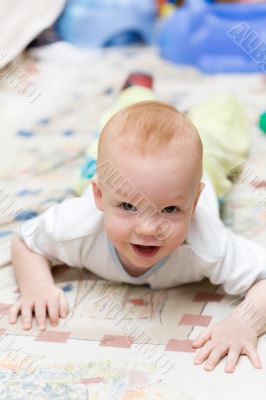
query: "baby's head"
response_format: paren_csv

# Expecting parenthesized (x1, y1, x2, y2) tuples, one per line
(92, 100, 204, 275)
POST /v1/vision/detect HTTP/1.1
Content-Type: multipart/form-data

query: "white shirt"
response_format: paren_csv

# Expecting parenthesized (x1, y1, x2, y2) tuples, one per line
(18, 175, 266, 296)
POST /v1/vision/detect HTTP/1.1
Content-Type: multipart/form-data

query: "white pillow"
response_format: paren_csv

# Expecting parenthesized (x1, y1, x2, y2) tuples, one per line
(0, 0, 65, 68)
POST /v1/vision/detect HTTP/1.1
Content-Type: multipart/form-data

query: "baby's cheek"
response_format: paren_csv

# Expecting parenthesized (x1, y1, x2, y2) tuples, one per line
(166, 221, 189, 249)
(104, 215, 128, 242)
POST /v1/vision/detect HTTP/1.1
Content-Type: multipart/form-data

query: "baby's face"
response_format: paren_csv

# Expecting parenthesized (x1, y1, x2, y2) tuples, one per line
(92, 148, 203, 275)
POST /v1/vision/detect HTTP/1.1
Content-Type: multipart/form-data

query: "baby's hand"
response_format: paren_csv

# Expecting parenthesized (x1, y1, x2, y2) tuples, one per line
(192, 315, 261, 373)
(8, 284, 69, 331)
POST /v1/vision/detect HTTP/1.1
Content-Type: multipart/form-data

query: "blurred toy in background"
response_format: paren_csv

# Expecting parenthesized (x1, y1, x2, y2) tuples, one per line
(157, 0, 184, 17)
(209, 0, 266, 3)
(156, 0, 265, 18)
(213, 1, 266, 3)
(158, 0, 266, 73)
(259, 112, 266, 134)
(121, 72, 153, 90)
(55, 0, 156, 47)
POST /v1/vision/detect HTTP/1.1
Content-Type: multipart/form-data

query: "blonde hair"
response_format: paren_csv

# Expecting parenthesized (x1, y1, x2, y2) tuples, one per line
(98, 100, 202, 163)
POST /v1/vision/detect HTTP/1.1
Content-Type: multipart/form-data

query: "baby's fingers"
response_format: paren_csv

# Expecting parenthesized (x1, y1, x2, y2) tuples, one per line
(204, 343, 230, 371)
(224, 344, 242, 373)
(245, 345, 262, 370)
(47, 298, 60, 327)
(35, 300, 48, 331)
(192, 329, 211, 348)
(21, 302, 34, 330)
(193, 341, 215, 365)
(8, 301, 22, 324)
(46, 291, 68, 327)
(59, 291, 69, 319)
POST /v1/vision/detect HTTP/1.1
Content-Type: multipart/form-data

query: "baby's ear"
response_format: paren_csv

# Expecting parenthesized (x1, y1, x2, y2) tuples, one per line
(91, 177, 104, 211)
(192, 182, 205, 215)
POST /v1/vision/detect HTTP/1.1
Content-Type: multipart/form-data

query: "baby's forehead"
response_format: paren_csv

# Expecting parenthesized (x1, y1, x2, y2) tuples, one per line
(98, 147, 201, 203)
(103, 136, 201, 176)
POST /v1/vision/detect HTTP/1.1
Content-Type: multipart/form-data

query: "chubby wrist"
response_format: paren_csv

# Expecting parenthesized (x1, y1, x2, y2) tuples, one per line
(20, 281, 55, 294)
(233, 298, 266, 336)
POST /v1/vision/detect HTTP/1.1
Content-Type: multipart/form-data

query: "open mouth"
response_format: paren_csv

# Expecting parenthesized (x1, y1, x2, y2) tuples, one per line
(131, 243, 161, 258)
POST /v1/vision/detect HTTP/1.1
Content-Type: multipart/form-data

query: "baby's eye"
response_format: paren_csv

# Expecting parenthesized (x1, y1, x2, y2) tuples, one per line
(120, 202, 137, 212)
(162, 206, 179, 214)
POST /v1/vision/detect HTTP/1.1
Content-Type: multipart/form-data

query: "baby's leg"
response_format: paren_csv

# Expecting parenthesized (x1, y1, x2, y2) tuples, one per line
(99, 85, 156, 132)
(188, 94, 250, 199)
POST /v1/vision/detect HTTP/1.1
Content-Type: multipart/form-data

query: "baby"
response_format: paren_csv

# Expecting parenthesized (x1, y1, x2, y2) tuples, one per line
(9, 85, 266, 374)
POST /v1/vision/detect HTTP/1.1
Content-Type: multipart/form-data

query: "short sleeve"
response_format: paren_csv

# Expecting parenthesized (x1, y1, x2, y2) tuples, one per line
(17, 190, 104, 269)
(188, 175, 266, 296)
(17, 204, 68, 266)
(205, 226, 266, 296)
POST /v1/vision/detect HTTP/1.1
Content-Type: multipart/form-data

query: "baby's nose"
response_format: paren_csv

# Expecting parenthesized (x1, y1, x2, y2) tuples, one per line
(135, 221, 156, 236)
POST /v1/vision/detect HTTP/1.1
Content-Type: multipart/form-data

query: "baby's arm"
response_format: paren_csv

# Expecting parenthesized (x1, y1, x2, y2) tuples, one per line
(190, 222, 266, 372)
(192, 301, 261, 373)
(192, 280, 266, 373)
(9, 236, 68, 331)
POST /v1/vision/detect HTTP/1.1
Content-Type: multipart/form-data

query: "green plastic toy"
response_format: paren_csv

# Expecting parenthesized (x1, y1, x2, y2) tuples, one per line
(259, 112, 266, 134)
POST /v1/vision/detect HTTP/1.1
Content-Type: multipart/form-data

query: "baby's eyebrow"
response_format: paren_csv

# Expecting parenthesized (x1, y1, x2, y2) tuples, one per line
(115, 188, 133, 198)
(114, 184, 185, 199)
(163, 195, 185, 203)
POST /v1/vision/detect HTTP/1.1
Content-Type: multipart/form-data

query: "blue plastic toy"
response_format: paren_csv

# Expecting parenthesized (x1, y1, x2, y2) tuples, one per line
(55, 0, 156, 47)
(158, 0, 266, 73)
